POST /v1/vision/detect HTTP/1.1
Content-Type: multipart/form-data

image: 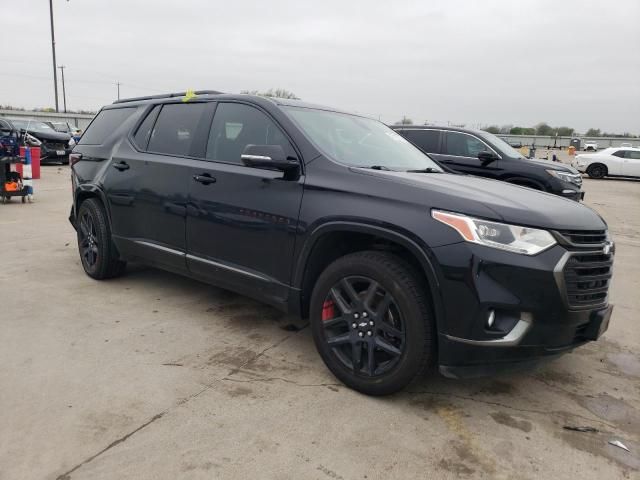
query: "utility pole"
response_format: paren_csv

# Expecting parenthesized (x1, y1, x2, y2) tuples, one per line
(116, 81, 121, 100)
(48, 0, 59, 112)
(58, 65, 67, 113)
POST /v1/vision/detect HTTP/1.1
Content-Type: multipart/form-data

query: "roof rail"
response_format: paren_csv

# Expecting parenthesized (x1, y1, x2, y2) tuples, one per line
(112, 90, 223, 104)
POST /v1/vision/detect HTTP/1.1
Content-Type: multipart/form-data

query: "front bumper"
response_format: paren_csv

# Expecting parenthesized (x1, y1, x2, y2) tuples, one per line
(431, 241, 613, 378)
(560, 189, 585, 201)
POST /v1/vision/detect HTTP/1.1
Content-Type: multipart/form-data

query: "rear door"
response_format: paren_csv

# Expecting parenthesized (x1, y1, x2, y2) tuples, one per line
(103, 102, 209, 272)
(623, 150, 640, 177)
(434, 130, 501, 178)
(185, 101, 304, 304)
(401, 129, 441, 155)
(608, 150, 626, 175)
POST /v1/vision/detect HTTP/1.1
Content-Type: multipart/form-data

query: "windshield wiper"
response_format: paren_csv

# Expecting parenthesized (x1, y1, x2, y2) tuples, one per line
(405, 167, 443, 173)
(367, 165, 392, 171)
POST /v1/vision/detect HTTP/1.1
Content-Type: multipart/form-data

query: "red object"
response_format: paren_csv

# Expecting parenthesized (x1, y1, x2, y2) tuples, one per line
(322, 300, 335, 321)
(17, 146, 41, 180)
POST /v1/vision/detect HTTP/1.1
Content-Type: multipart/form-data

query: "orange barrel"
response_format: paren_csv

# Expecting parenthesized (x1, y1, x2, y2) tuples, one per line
(568, 146, 576, 156)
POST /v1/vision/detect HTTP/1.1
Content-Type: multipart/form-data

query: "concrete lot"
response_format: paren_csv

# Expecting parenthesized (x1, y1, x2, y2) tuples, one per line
(1, 166, 639, 480)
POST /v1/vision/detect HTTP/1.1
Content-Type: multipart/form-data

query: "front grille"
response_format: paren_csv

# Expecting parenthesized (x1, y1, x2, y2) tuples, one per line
(44, 141, 66, 151)
(563, 252, 613, 308)
(556, 229, 607, 246)
(554, 229, 613, 309)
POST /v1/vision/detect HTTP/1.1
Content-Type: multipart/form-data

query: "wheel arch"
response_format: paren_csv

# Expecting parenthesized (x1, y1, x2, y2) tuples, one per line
(292, 221, 444, 331)
(73, 184, 111, 226)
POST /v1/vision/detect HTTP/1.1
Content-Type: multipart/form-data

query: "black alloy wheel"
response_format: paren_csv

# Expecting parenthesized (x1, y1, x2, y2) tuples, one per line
(320, 276, 405, 377)
(76, 198, 126, 279)
(310, 251, 434, 395)
(79, 211, 99, 268)
(587, 164, 607, 179)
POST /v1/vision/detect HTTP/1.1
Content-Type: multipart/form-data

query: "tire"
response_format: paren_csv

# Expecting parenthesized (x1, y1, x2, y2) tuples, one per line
(310, 251, 434, 395)
(586, 163, 607, 179)
(76, 198, 126, 279)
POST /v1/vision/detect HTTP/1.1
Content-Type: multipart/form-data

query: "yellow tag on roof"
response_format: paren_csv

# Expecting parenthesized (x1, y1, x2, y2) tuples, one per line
(182, 89, 197, 102)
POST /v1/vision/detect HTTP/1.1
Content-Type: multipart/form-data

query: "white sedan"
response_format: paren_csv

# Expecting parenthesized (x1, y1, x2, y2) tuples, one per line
(573, 147, 640, 179)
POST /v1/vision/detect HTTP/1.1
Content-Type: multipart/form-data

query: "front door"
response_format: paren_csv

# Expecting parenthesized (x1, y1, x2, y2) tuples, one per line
(185, 102, 304, 305)
(623, 150, 640, 177)
(433, 131, 501, 178)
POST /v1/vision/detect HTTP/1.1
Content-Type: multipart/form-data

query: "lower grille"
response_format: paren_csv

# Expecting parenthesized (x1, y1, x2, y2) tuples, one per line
(44, 142, 66, 151)
(563, 251, 613, 308)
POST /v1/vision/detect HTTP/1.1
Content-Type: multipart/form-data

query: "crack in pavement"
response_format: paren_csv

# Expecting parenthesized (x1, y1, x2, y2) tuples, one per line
(406, 390, 618, 429)
(53, 332, 297, 479)
(223, 376, 341, 388)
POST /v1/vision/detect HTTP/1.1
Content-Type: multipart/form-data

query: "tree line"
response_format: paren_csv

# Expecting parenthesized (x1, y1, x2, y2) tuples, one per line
(394, 118, 638, 138)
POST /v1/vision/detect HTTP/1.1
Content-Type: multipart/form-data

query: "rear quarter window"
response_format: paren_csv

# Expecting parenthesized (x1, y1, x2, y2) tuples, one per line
(78, 108, 136, 145)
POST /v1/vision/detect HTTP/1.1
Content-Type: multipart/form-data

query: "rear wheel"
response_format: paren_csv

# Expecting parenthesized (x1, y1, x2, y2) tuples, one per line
(310, 251, 434, 395)
(77, 198, 126, 279)
(586, 163, 607, 179)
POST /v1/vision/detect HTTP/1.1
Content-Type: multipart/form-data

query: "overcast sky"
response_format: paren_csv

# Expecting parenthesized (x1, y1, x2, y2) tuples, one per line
(2, 0, 639, 133)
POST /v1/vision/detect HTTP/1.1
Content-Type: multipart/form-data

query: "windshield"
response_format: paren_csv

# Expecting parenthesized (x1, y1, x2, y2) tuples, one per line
(284, 107, 443, 171)
(479, 131, 526, 159)
(8, 119, 56, 134)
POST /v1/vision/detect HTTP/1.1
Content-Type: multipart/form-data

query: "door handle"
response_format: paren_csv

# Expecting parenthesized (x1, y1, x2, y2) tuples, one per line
(112, 161, 130, 171)
(193, 173, 216, 185)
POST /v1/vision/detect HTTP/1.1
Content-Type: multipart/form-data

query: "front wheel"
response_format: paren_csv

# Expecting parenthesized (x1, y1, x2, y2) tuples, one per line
(310, 251, 434, 395)
(586, 163, 607, 179)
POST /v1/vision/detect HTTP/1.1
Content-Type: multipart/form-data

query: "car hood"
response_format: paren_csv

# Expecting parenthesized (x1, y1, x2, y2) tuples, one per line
(516, 157, 580, 174)
(354, 169, 605, 230)
(24, 130, 70, 142)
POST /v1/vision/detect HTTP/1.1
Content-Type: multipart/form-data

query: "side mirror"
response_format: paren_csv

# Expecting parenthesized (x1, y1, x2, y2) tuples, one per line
(241, 145, 299, 173)
(478, 150, 498, 165)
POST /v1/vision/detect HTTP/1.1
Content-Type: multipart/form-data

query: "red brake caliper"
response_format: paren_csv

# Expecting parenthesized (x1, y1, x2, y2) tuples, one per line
(322, 299, 335, 321)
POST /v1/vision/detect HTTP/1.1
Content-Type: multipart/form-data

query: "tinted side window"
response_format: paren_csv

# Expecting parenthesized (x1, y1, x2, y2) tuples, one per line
(147, 103, 207, 156)
(78, 108, 136, 145)
(444, 132, 491, 157)
(612, 150, 626, 158)
(627, 150, 640, 160)
(206, 103, 294, 164)
(133, 105, 160, 150)
(404, 130, 440, 153)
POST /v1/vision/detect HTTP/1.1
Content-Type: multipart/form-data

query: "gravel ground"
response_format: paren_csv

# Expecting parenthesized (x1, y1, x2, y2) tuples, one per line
(0, 165, 639, 480)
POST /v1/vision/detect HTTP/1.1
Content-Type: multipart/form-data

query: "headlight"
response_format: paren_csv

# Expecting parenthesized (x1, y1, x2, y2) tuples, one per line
(546, 169, 575, 183)
(432, 210, 556, 255)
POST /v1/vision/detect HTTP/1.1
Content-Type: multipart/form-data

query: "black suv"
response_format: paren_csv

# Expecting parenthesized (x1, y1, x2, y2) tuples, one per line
(69, 92, 613, 395)
(391, 125, 584, 201)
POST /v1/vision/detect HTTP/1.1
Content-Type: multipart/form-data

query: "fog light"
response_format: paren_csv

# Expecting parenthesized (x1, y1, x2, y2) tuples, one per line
(487, 309, 495, 328)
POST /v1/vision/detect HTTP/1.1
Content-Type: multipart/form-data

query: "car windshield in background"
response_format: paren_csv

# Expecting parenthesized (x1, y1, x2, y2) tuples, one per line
(284, 107, 443, 172)
(9, 119, 56, 134)
(479, 131, 526, 159)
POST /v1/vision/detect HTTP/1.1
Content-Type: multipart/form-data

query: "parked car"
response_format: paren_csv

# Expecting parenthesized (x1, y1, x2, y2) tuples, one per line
(6, 118, 71, 164)
(573, 147, 640, 179)
(69, 92, 614, 395)
(620, 142, 633, 148)
(391, 125, 584, 200)
(584, 140, 598, 151)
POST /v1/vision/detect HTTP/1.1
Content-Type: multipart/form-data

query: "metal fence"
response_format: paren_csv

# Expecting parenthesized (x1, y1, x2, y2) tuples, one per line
(0, 109, 95, 130)
(497, 134, 639, 149)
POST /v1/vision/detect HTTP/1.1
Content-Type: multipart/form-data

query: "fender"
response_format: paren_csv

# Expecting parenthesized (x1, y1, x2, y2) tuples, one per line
(73, 183, 111, 226)
(292, 219, 446, 330)
(501, 176, 546, 191)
